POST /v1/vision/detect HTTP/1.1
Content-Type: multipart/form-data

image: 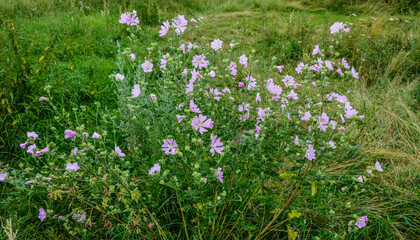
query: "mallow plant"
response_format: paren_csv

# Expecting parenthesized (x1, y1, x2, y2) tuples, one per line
(0, 11, 384, 239)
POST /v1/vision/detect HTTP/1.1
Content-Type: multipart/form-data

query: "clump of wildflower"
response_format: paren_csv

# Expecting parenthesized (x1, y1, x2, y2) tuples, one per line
(119, 10, 139, 26)
(355, 216, 368, 229)
(66, 163, 80, 172)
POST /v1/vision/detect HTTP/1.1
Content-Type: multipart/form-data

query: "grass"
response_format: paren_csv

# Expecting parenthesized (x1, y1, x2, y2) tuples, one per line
(1, 0, 419, 239)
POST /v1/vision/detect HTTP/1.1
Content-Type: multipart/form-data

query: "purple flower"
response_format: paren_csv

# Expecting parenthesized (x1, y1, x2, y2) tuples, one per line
(312, 45, 323, 56)
(295, 62, 307, 74)
(27, 132, 39, 140)
(211, 39, 223, 51)
(239, 54, 248, 67)
(64, 130, 76, 141)
(115, 146, 125, 157)
(375, 161, 383, 172)
(287, 90, 298, 100)
(355, 216, 368, 229)
(38, 208, 47, 222)
(282, 75, 295, 88)
(83, 132, 89, 137)
(266, 79, 282, 97)
(342, 58, 350, 69)
(329, 141, 336, 149)
(162, 139, 178, 155)
(238, 82, 245, 88)
(245, 76, 256, 90)
(257, 107, 270, 121)
(45, 177, 52, 181)
(172, 15, 188, 35)
(210, 135, 224, 156)
(27, 144, 36, 154)
(73, 212, 86, 222)
(351, 67, 359, 79)
(39, 97, 47, 101)
(176, 115, 184, 123)
(358, 176, 364, 183)
(209, 71, 216, 78)
(66, 163, 80, 171)
(192, 54, 209, 69)
(142, 61, 153, 73)
(256, 93, 261, 102)
(337, 68, 343, 76)
(119, 10, 139, 26)
(20, 143, 27, 148)
(190, 99, 201, 113)
(58, 216, 63, 220)
(130, 54, 136, 59)
(330, 22, 345, 34)
(42, 147, 49, 154)
(215, 167, 224, 183)
(25, 181, 34, 185)
(191, 114, 214, 134)
(0, 172, 8, 181)
(305, 144, 316, 161)
(159, 21, 170, 37)
(301, 111, 311, 121)
(294, 135, 300, 146)
(92, 132, 100, 139)
(276, 65, 284, 73)
(72, 147, 78, 155)
(115, 73, 125, 81)
(149, 163, 161, 175)
(132, 84, 141, 98)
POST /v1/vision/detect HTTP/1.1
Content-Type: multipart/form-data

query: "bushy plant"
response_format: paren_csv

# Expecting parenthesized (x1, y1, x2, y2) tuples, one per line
(0, 12, 385, 239)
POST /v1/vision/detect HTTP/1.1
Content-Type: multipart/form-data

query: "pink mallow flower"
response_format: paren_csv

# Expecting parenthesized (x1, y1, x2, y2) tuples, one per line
(191, 114, 213, 134)
(0, 172, 8, 181)
(92, 132, 100, 139)
(27, 131, 38, 140)
(132, 84, 141, 98)
(39, 97, 47, 101)
(305, 144, 316, 161)
(172, 15, 188, 35)
(176, 115, 184, 123)
(215, 167, 224, 183)
(355, 216, 368, 229)
(358, 176, 364, 183)
(115, 73, 125, 81)
(162, 139, 178, 155)
(119, 10, 139, 26)
(148, 163, 161, 175)
(190, 99, 201, 113)
(159, 21, 170, 37)
(64, 130, 76, 141)
(27, 144, 36, 154)
(239, 54, 248, 67)
(142, 61, 153, 73)
(150, 94, 157, 100)
(39, 208, 47, 222)
(301, 111, 311, 121)
(375, 161, 383, 172)
(210, 135, 224, 156)
(115, 146, 125, 157)
(211, 39, 223, 51)
(66, 163, 80, 171)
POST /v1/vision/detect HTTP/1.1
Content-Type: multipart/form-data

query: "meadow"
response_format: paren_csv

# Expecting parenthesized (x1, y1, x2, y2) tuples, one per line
(0, 0, 419, 239)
